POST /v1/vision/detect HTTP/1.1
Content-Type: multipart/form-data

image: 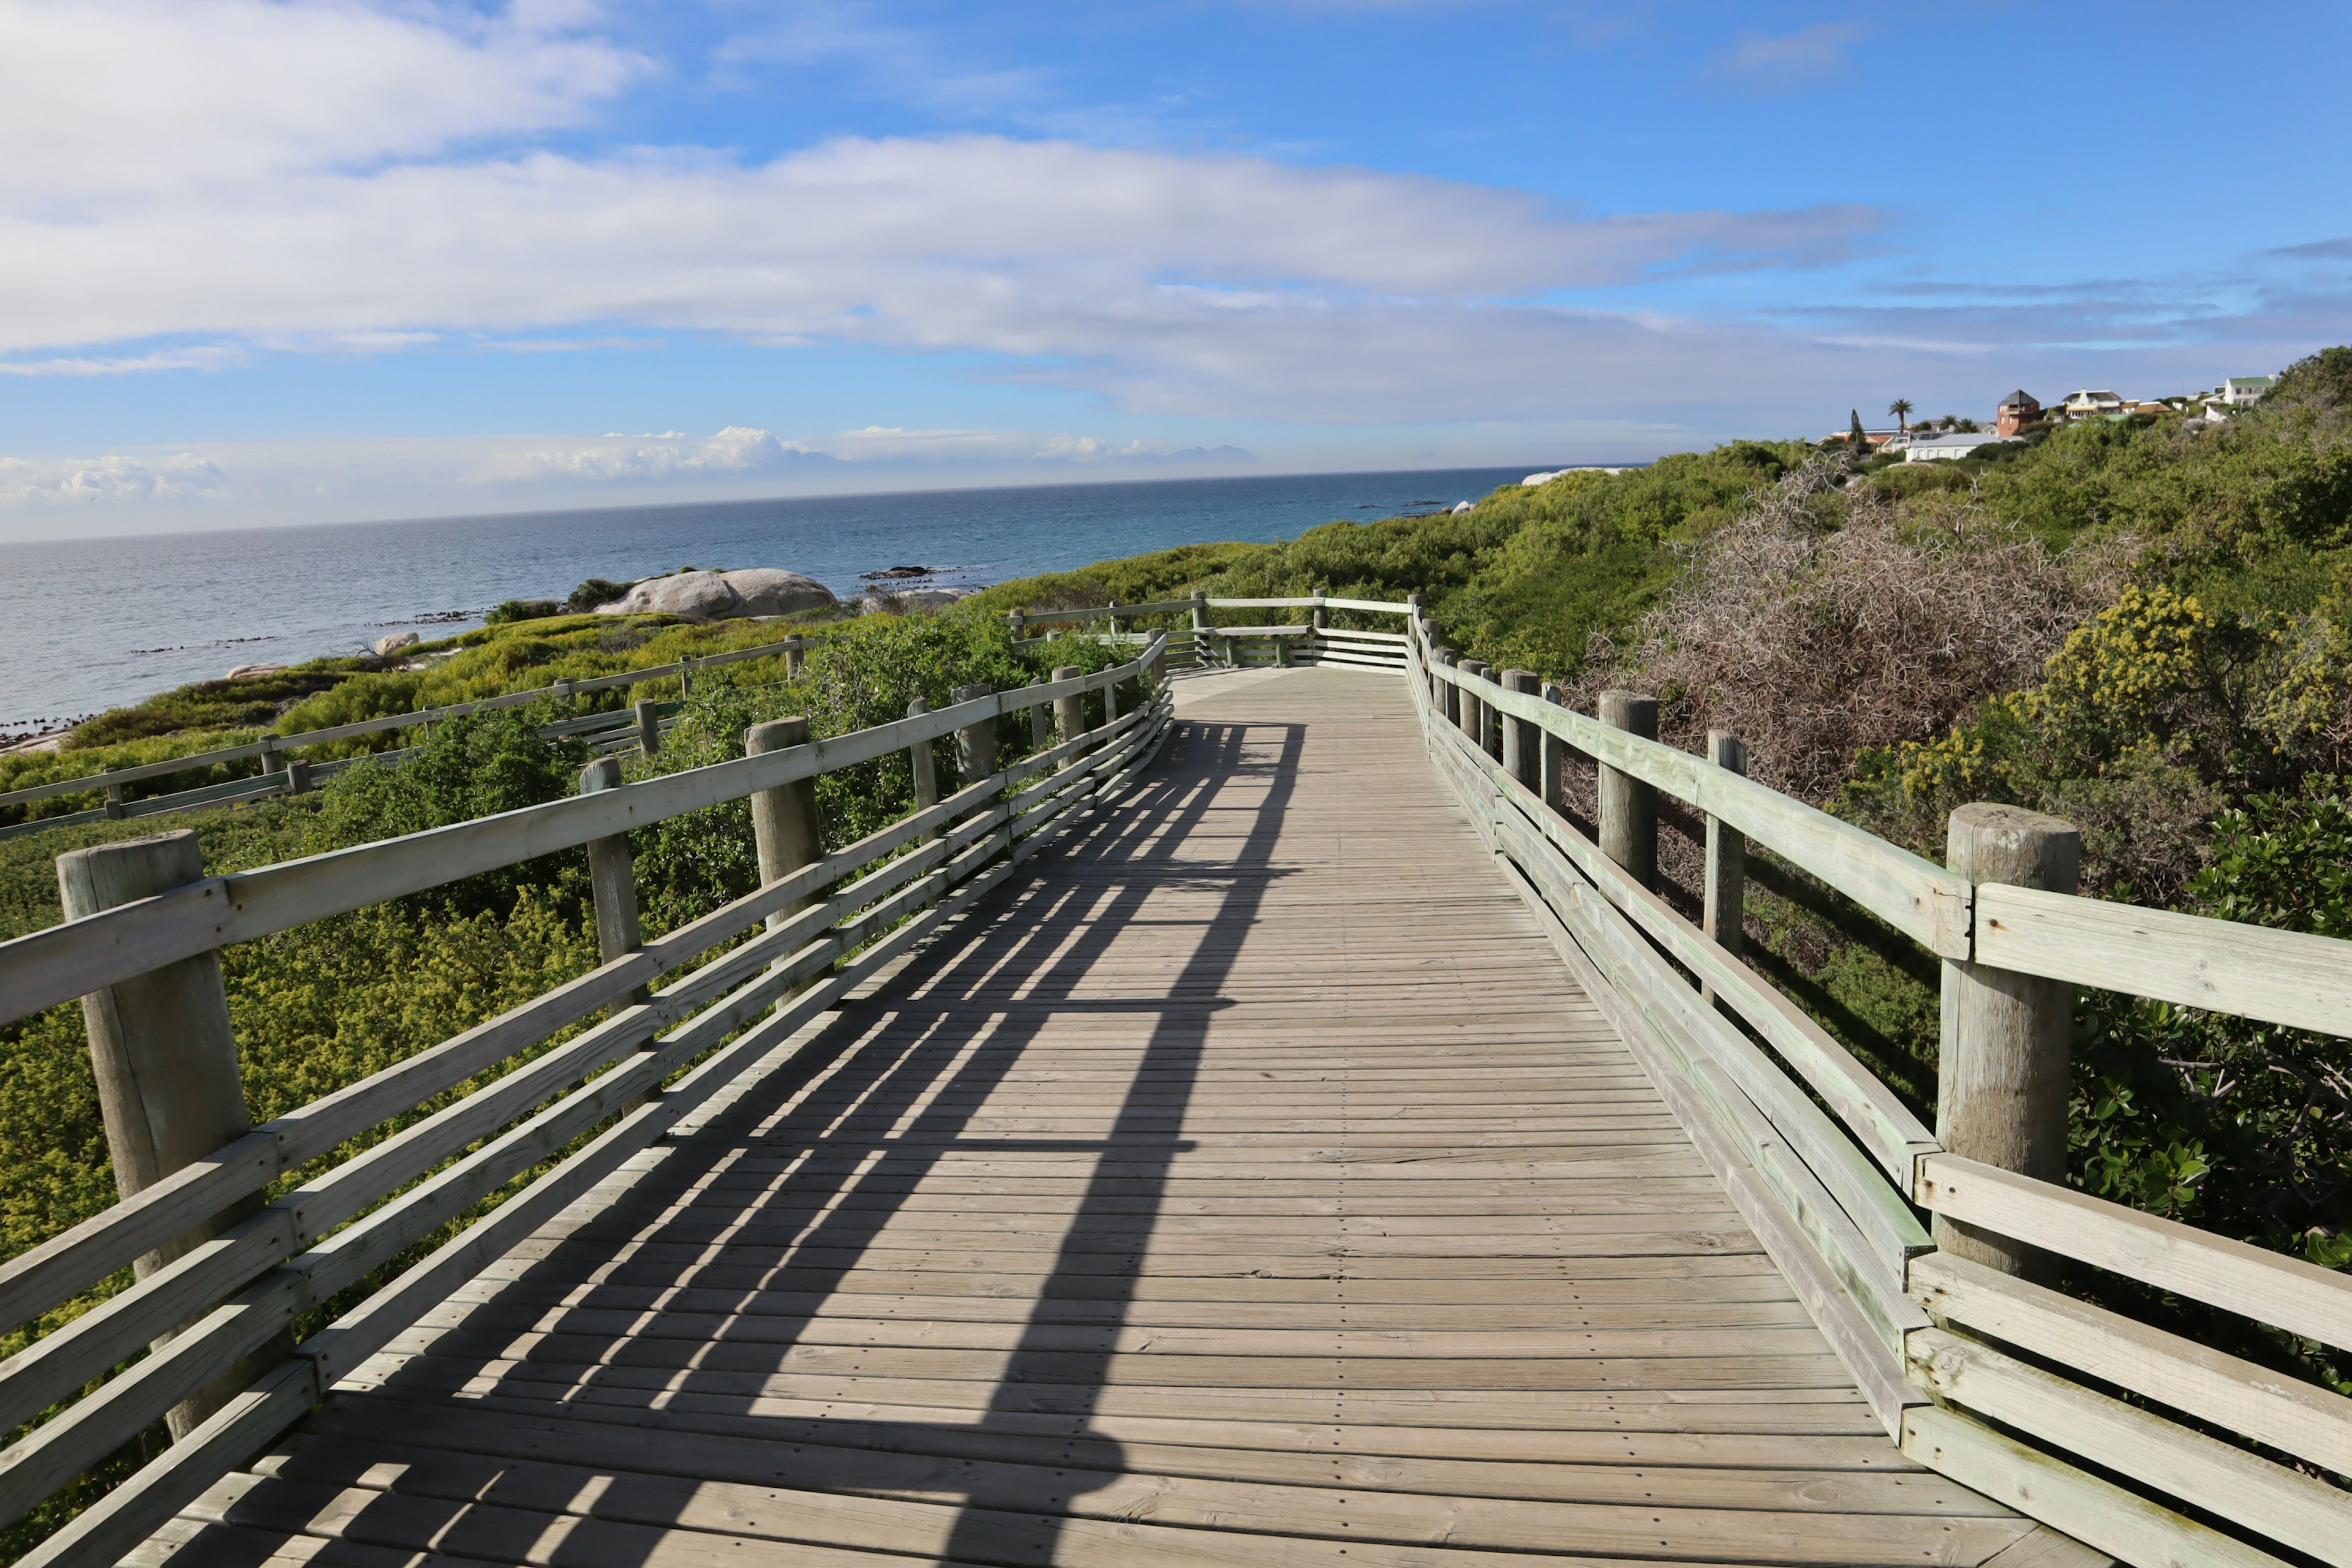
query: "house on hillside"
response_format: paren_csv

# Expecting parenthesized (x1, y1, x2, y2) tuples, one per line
(1996, 390, 2041, 437)
(2059, 390, 2126, 418)
(1905, 433, 2018, 463)
(2221, 376, 2275, 405)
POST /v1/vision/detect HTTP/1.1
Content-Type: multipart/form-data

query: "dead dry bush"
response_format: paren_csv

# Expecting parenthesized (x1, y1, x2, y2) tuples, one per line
(1574, 462, 2119, 807)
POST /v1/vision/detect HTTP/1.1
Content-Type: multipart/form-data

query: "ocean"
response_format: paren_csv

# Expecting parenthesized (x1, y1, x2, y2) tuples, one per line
(0, 467, 1530, 733)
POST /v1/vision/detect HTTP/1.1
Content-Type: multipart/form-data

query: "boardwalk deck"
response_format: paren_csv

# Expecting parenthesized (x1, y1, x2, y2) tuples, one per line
(140, 668, 2041, 1568)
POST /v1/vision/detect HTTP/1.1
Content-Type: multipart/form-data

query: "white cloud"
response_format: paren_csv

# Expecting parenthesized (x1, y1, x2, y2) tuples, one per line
(0, 345, 242, 377)
(1708, 23, 1863, 95)
(0, 0, 645, 200)
(476, 426, 834, 482)
(0, 451, 227, 505)
(0, 126, 1889, 414)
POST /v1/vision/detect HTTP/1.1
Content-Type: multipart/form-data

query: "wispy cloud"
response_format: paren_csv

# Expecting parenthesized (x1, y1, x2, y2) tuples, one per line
(1706, 22, 1863, 96)
(0, 451, 227, 505)
(0, 345, 241, 376)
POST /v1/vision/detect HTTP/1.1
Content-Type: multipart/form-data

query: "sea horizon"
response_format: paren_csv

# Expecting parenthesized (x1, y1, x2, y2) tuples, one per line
(1, 464, 1550, 734)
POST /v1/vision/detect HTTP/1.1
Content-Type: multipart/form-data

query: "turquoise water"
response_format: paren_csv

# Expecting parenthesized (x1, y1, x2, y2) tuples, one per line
(0, 467, 1526, 733)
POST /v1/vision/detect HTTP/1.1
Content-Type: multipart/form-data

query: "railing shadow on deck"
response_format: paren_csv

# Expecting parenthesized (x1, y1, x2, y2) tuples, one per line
(323, 717, 1309, 1567)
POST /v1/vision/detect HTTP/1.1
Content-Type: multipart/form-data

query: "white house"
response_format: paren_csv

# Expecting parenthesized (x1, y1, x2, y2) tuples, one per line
(1905, 433, 2013, 462)
(2221, 376, 2275, 405)
(2059, 390, 2126, 417)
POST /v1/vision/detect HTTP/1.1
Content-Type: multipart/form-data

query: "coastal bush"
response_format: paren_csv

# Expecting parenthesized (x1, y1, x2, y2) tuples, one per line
(567, 578, 636, 612)
(483, 598, 564, 625)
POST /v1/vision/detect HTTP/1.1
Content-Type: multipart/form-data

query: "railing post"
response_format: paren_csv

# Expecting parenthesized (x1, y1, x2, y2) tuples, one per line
(1008, 608, 1027, 643)
(257, 733, 282, 781)
(954, 682, 995, 786)
(579, 757, 646, 993)
(906, 696, 940, 837)
(1938, 804, 2081, 1276)
(1459, 660, 1493, 756)
(784, 636, 806, 677)
(1501, 670, 1539, 792)
(1274, 633, 1291, 669)
(102, 764, 126, 820)
(1598, 690, 1658, 888)
(747, 717, 821, 940)
(554, 677, 576, 710)
(1313, 592, 1329, 633)
(56, 830, 285, 1439)
(1539, 682, 1568, 816)
(1107, 601, 1121, 639)
(1052, 665, 1085, 767)
(1702, 731, 1749, 1004)
(1029, 677, 1052, 752)
(285, 756, 312, 796)
(1434, 648, 1458, 726)
(635, 698, 662, 757)
(1189, 590, 1208, 635)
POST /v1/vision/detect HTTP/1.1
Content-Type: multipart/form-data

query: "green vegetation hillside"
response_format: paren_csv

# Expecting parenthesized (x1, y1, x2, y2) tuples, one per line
(4, 349, 2350, 1518)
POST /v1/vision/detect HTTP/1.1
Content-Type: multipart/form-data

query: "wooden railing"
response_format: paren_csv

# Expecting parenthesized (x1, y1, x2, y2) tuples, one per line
(1404, 622, 2352, 1568)
(0, 631, 822, 832)
(1010, 591, 1415, 671)
(0, 637, 1172, 1568)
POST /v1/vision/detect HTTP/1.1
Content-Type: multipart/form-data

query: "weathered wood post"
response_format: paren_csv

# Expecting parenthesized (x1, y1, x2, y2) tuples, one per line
(1703, 730, 1748, 952)
(57, 831, 287, 1438)
(1433, 648, 1459, 727)
(257, 733, 283, 781)
(553, 677, 576, 710)
(1939, 804, 2081, 1276)
(747, 717, 821, 941)
(1455, 659, 1481, 741)
(102, 764, 126, 820)
(1052, 665, 1085, 768)
(285, 756, 312, 796)
(1501, 670, 1540, 793)
(1008, 608, 1027, 643)
(578, 757, 646, 998)
(784, 636, 806, 677)
(905, 696, 940, 838)
(954, 682, 995, 788)
(635, 698, 662, 757)
(1274, 631, 1291, 668)
(1029, 677, 1053, 753)
(1702, 731, 1749, 1005)
(1598, 690, 1658, 888)
(1107, 601, 1121, 641)
(1312, 592, 1329, 633)
(1460, 661, 1495, 758)
(1539, 682, 1569, 816)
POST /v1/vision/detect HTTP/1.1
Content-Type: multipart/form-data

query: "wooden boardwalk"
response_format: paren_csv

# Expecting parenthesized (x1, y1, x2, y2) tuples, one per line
(144, 668, 2039, 1568)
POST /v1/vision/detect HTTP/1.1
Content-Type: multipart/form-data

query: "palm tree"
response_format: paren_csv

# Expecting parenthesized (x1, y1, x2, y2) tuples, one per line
(1888, 398, 1913, 433)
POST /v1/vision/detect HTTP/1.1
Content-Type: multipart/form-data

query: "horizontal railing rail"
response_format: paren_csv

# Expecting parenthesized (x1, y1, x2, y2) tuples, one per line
(1401, 616, 2352, 1568)
(0, 635, 1175, 1568)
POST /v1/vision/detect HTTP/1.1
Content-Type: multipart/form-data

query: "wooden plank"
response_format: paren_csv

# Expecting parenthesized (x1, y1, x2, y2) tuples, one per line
(1915, 1153, 2352, 1352)
(1909, 1250, 2352, 1480)
(1901, 1404, 2294, 1568)
(1908, 1327, 2352, 1565)
(1975, 883, 2352, 1040)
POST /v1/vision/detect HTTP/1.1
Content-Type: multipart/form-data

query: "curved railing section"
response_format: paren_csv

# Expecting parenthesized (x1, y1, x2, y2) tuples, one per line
(1403, 617, 2352, 1568)
(0, 638, 1174, 1568)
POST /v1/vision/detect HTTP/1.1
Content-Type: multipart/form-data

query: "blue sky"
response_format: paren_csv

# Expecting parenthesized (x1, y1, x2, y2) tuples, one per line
(1, 0, 2346, 536)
